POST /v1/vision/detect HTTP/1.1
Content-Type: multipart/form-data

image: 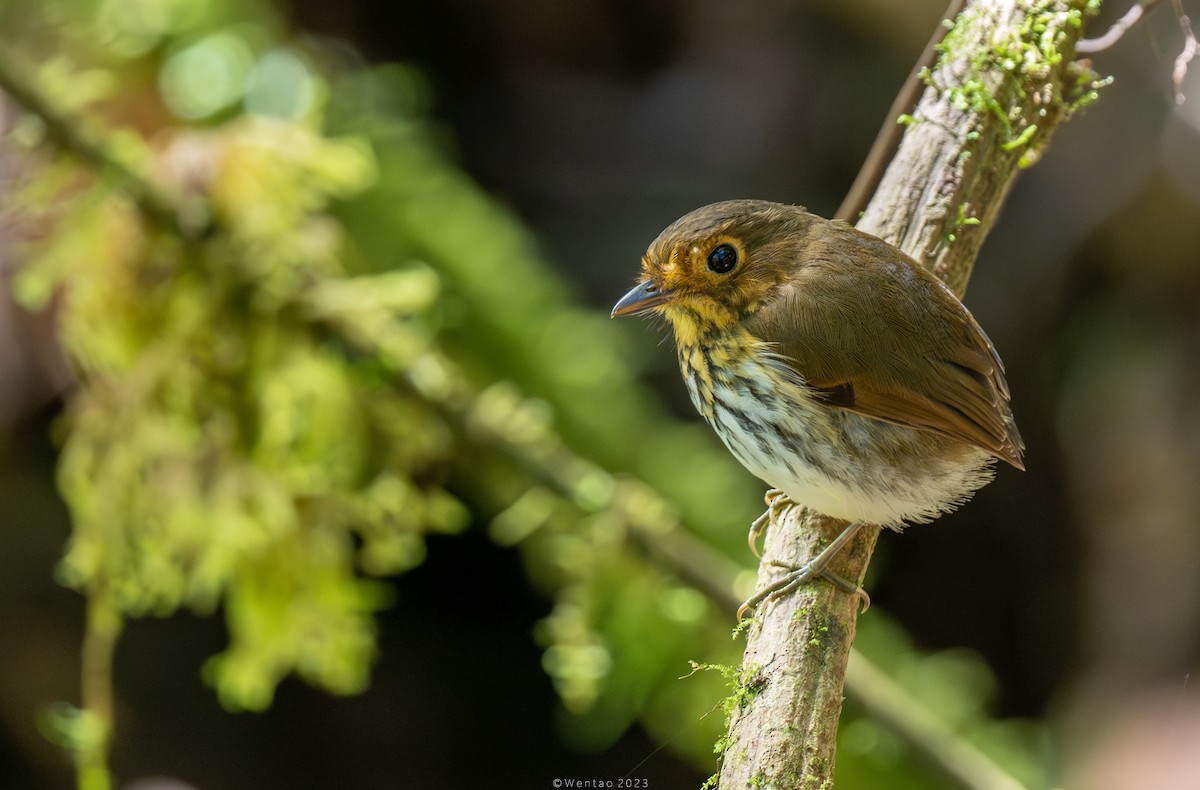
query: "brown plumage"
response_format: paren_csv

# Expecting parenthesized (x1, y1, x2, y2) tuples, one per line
(740, 215, 1024, 470)
(614, 200, 1023, 530)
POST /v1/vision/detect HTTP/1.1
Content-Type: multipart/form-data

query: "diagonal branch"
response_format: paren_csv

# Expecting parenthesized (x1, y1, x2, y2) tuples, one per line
(0, 46, 196, 238)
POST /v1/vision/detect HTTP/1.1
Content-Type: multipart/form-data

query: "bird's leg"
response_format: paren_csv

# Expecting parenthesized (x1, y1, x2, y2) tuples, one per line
(744, 491, 870, 613)
(748, 488, 795, 558)
(738, 520, 871, 620)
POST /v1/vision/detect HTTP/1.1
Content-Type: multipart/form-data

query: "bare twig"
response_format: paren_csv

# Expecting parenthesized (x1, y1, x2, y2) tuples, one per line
(1171, 0, 1197, 103)
(1077, 0, 1162, 53)
(1075, 0, 1195, 104)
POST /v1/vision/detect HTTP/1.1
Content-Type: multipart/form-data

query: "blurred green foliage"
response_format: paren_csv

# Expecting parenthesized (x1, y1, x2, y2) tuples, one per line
(16, 107, 470, 711)
(0, 0, 1055, 787)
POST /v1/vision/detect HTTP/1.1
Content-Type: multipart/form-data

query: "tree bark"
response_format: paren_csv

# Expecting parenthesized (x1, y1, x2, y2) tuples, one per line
(717, 2, 1101, 787)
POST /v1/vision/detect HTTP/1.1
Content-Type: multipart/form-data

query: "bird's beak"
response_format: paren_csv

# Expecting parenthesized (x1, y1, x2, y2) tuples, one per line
(611, 280, 672, 318)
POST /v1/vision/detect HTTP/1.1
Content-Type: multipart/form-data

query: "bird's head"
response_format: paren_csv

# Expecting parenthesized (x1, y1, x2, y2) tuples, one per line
(611, 200, 816, 339)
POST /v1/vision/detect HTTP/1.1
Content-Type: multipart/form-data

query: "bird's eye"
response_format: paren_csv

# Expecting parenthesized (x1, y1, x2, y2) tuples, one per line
(706, 244, 738, 274)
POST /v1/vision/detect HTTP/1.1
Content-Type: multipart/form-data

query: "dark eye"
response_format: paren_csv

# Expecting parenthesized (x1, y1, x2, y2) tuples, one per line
(706, 243, 738, 274)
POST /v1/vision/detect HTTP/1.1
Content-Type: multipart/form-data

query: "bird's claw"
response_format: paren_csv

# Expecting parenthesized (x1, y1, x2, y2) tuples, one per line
(736, 565, 869, 620)
(737, 519, 871, 620)
(747, 488, 795, 558)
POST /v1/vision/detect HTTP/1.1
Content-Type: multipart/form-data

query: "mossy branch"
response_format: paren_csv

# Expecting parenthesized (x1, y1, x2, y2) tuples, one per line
(717, 2, 1103, 788)
(858, 0, 1105, 294)
(0, 45, 198, 239)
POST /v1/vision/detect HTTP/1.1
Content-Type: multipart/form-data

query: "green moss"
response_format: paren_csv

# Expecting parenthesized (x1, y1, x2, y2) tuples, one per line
(794, 606, 827, 654)
(804, 615, 837, 658)
(797, 603, 845, 659)
(1001, 122, 1039, 151)
(944, 203, 982, 244)
(732, 615, 755, 639)
(805, 758, 835, 790)
(927, 0, 1108, 160)
(730, 664, 768, 712)
(773, 755, 834, 790)
(691, 659, 769, 777)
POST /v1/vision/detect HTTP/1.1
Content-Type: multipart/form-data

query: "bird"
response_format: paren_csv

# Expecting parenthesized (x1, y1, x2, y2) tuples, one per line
(611, 200, 1024, 616)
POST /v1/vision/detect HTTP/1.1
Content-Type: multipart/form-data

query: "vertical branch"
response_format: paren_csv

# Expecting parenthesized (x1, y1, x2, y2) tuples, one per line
(717, 2, 1102, 787)
(718, 513, 879, 788)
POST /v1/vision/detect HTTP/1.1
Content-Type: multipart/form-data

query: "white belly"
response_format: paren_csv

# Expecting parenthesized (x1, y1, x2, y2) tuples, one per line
(689, 358, 995, 529)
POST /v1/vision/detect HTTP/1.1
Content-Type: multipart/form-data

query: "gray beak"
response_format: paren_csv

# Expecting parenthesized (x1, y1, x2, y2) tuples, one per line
(611, 280, 672, 317)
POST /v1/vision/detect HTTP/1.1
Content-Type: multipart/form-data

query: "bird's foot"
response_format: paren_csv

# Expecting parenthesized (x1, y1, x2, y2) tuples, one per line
(736, 566, 870, 620)
(747, 488, 796, 558)
(737, 520, 871, 620)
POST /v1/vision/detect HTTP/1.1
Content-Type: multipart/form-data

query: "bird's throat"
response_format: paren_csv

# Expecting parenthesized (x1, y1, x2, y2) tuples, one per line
(675, 325, 762, 421)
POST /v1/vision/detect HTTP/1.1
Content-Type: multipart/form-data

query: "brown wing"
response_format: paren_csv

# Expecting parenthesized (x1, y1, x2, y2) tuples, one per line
(745, 227, 1025, 469)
